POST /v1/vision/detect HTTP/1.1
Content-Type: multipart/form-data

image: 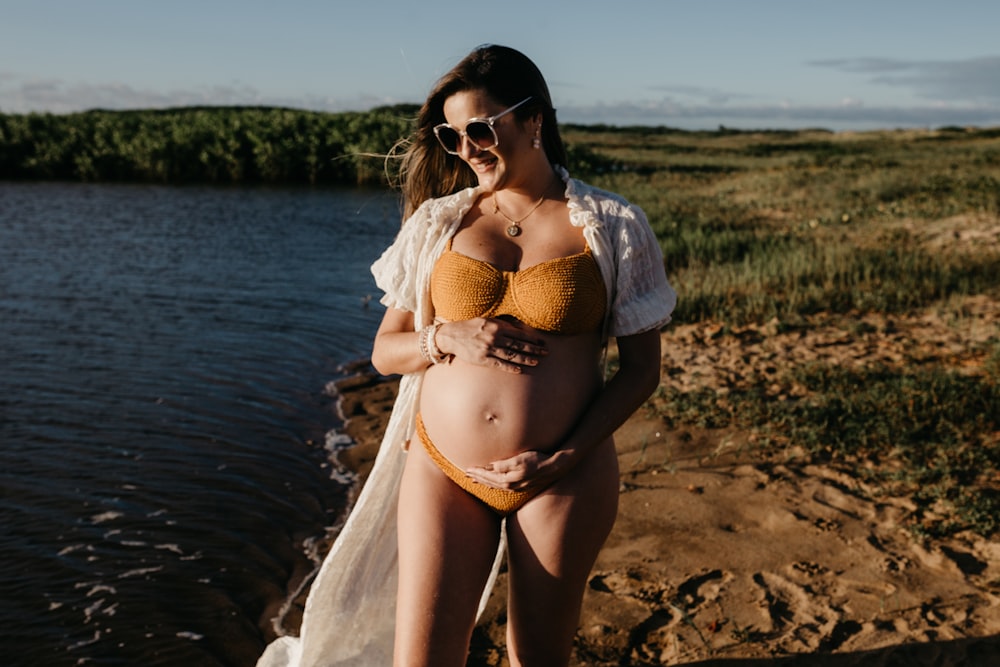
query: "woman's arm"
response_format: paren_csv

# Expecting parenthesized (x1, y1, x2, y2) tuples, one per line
(370, 307, 426, 376)
(465, 328, 661, 490)
(371, 307, 549, 377)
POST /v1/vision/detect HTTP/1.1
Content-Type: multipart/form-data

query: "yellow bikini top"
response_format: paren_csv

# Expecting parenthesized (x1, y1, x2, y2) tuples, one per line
(430, 240, 607, 334)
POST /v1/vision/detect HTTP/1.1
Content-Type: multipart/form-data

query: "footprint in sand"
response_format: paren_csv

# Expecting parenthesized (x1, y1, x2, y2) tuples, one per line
(676, 569, 727, 608)
(751, 571, 848, 653)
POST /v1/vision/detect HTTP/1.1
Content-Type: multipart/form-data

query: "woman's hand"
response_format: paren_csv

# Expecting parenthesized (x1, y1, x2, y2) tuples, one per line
(436, 317, 548, 373)
(466, 329, 663, 493)
(465, 447, 576, 493)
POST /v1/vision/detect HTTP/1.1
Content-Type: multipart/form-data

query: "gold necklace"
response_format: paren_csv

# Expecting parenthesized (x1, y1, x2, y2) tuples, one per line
(492, 191, 546, 237)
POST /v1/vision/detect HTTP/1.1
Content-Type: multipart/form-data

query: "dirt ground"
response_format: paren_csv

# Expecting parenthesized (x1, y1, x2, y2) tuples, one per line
(323, 295, 1000, 666)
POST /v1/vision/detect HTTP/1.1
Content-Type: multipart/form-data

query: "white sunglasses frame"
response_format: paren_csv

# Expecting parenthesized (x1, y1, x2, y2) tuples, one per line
(432, 96, 533, 155)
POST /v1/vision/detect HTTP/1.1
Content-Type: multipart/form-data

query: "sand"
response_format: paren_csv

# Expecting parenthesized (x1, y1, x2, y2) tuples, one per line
(308, 298, 1000, 666)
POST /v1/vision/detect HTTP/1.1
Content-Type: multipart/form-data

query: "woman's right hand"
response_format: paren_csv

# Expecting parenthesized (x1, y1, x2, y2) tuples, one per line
(435, 318, 547, 373)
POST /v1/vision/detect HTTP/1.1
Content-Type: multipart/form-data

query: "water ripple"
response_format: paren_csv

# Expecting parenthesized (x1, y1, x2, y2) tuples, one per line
(0, 182, 400, 666)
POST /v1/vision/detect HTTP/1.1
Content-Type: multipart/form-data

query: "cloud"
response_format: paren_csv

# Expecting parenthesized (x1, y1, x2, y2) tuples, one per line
(557, 99, 1000, 131)
(3, 72, 999, 131)
(0, 75, 397, 115)
(811, 55, 1000, 104)
(558, 55, 1000, 129)
(648, 83, 754, 106)
(579, 56, 997, 128)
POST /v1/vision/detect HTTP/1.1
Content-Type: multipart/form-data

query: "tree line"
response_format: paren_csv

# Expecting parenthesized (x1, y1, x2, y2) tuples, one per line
(0, 105, 423, 185)
(0, 105, 616, 186)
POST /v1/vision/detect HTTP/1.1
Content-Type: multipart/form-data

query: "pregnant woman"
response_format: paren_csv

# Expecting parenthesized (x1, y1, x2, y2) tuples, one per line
(369, 45, 676, 666)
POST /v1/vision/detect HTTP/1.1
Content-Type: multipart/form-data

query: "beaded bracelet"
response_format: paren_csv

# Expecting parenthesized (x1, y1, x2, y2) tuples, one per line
(417, 325, 433, 364)
(426, 322, 445, 363)
(418, 323, 447, 365)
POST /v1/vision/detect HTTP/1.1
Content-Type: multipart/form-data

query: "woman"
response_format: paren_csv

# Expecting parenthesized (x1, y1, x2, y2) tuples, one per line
(373, 44, 675, 665)
(256, 44, 675, 667)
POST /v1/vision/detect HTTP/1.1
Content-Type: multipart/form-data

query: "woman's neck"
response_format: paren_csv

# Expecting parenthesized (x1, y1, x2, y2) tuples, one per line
(497, 163, 561, 204)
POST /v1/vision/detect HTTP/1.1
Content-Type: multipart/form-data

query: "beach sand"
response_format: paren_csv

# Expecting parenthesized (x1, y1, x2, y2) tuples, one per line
(278, 299, 1000, 666)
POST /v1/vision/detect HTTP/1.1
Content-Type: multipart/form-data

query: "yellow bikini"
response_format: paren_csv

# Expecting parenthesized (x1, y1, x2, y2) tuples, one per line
(418, 240, 607, 514)
(415, 414, 537, 515)
(429, 241, 606, 335)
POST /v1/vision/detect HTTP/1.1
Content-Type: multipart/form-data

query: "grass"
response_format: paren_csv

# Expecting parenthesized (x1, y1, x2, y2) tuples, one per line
(565, 126, 1000, 326)
(648, 349, 1000, 538)
(573, 125, 1000, 539)
(775, 361, 998, 537)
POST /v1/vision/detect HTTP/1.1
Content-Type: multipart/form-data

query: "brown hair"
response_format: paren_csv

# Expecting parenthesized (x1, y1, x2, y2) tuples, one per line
(396, 44, 567, 218)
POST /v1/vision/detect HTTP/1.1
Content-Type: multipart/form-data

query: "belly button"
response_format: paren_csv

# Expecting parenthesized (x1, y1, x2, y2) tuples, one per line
(484, 412, 498, 424)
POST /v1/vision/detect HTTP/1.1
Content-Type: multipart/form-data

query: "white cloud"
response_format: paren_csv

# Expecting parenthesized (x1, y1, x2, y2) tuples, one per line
(647, 84, 754, 106)
(3, 71, 1000, 131)
(557, 55, 1000, 129)
(811, 55, 1000, 104)
(0, 75, 399, 114)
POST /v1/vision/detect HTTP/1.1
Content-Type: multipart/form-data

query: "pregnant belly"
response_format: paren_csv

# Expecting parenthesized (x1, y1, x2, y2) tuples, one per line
(417, 336, 603, 469)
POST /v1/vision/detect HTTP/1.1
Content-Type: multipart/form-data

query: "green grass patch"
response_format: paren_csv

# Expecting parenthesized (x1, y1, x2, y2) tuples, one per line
(781, 362, 1000, 538)
(651, 355, 1000, 538)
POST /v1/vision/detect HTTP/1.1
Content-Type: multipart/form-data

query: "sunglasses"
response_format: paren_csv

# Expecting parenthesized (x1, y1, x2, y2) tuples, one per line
(433, 96, 533, 155)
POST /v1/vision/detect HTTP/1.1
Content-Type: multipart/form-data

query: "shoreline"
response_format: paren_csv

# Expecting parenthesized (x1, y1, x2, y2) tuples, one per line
(256, 367, 394, 643)
(264, 315, 1000, 665)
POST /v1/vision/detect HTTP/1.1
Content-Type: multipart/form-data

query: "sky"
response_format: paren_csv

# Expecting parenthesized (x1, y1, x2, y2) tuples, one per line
(2, 0, 999, 131)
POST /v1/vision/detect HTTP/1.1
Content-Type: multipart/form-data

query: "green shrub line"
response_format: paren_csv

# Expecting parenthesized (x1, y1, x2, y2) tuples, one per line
(0, 105, 420, 185)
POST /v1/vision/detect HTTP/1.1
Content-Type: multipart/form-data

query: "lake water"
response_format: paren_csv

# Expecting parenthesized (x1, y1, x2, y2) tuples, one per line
(0, 182, 401, 666)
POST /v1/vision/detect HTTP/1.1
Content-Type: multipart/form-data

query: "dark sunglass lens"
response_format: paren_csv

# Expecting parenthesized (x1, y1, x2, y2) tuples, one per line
(465, 121, 496, 148)
(436, 127, 460, 152)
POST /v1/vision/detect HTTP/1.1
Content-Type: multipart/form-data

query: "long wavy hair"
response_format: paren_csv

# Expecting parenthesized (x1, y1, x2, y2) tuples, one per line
(395, 44, 567, 219)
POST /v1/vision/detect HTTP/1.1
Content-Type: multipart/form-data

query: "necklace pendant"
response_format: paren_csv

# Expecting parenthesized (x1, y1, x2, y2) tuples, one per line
(506, 224, 522, 237)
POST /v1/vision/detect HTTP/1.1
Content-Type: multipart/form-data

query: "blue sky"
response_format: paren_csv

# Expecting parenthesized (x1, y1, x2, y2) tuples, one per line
(2, 0, 999, 130)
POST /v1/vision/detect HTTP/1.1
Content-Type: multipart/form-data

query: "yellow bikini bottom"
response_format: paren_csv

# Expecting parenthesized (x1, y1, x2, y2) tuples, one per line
(414, 414, 538, 516)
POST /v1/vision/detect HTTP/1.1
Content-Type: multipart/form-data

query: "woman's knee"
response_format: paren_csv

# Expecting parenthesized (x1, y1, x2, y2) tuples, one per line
(506, 616, 578, 667)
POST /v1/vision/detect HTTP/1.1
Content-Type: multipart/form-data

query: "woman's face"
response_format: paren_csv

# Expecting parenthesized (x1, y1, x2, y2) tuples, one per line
(440, 89, 535, 193)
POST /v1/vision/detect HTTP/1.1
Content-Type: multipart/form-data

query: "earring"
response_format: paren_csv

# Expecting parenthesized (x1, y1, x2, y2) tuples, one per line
(532, 125, 541, 149)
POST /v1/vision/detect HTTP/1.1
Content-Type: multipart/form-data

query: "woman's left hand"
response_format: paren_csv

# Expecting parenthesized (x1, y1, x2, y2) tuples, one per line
(465, 448, 576, 493)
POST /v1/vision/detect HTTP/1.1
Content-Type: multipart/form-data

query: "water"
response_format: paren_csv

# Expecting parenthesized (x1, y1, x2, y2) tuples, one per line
(0, 182, 401, 666)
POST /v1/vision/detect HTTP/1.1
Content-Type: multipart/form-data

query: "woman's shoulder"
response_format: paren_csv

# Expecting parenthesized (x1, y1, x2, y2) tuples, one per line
(561, 168, 644, 229)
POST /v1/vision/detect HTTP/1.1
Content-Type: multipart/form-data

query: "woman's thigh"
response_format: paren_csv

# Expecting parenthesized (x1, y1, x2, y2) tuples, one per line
(504, 438, 620, 666)
(395, 441, 503, 667)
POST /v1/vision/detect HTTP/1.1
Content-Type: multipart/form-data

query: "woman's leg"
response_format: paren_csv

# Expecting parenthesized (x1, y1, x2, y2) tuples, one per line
(394, 439, 503, 667)
(504, 438, 620, 667)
